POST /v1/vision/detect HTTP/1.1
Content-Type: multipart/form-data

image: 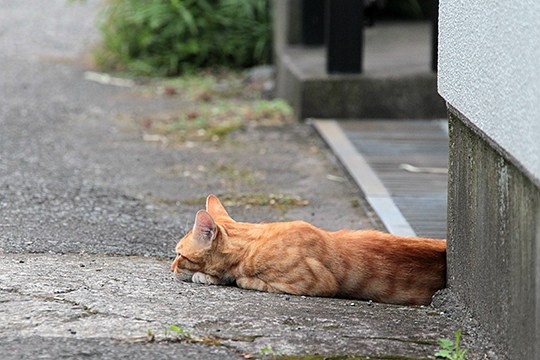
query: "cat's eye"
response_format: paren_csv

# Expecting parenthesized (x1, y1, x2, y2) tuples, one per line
(177, 253, 200, 265)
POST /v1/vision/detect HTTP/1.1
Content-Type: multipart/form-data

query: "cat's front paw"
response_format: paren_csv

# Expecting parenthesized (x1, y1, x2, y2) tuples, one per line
(191, 272, 219, 285)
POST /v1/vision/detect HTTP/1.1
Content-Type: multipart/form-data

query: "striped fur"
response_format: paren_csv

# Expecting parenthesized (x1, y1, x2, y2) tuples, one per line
(171, 195, 446, 305)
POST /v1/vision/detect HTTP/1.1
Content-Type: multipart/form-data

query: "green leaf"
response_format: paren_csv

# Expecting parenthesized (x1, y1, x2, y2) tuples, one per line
(434, 349, 452, 359)
(169, 324, 181, 334)
(438, 338, 453, 349)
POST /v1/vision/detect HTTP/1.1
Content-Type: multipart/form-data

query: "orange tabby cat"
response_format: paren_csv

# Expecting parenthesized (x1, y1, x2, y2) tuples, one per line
(171, 195, 446, 305)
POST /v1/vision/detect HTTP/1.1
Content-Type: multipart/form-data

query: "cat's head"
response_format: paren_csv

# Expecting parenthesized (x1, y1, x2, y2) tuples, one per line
(170, 195, 232, 276)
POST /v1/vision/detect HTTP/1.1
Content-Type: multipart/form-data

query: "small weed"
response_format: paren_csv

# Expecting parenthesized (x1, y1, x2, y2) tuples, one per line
(149, 324, 221, 346)
(144, 329, 155, 342)
(273, 355, 428, 360)
(220, 193, 309, 209)
(260, 345, 280, 356)
(165, 324, 192, 340)
(156, 72, 250, 100)
(435, 329, 468, 360)
(143, 99, 291, 143)
(135, 71, 292, 143)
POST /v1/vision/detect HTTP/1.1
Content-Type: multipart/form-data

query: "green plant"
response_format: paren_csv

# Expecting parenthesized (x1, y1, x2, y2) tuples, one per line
(260, 345, 279, 356)
(215, 0, 272, 67)
(219, 193, 309, 209)
(132, 71, 292, 143)
(165, 324, 192, 340)
(435, 329, 468, 360)
(145, 98, 292, 142)
(94, 0, 272, 76)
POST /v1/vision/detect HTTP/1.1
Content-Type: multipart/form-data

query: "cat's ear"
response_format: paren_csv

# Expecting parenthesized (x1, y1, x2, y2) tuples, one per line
(206, 194, 231, 219)
(192, 210, 217, 248)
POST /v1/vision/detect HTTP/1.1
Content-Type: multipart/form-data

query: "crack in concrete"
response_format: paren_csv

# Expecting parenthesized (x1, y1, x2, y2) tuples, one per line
(341, 335, 439, 347)
(115, 330, 263, 358)
(3, 281, 177, 342)
(1, 285, 160, 328)
(36, 295, 163, 326)
(37, 295, 99, 315)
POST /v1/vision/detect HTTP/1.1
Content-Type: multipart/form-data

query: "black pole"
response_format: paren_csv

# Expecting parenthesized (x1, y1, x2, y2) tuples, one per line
(302, 0, 325, 45)
(431, 0, 439, 72)
(326, 0, 364, 74)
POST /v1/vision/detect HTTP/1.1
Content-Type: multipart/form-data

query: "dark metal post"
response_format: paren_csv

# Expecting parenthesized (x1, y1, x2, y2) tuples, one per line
(431, 0, 439, 72)
(326, 0, 364, 74)
(302, 0, 325, 45)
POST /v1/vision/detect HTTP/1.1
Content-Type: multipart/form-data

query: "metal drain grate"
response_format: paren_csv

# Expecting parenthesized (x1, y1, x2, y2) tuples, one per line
(341, 120, 448, 239)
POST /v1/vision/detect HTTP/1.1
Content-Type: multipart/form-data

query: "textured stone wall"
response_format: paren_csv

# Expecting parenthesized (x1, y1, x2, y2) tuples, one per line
(447, 111, 540, 359)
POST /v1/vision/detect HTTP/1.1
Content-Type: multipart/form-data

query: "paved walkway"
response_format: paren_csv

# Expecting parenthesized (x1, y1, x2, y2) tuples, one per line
(314, 119, 448, 239)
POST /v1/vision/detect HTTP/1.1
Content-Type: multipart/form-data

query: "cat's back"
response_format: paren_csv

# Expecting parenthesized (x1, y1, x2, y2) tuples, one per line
(332, 228, 445, 253)
(332, 229, 446, 272)
(230, 220, 328, 245)
(330, 229, 446, 304)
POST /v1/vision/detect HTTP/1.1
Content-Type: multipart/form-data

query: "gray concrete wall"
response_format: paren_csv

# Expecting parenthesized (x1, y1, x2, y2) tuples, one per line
(447, 112, 540, 359)
(438, 1, 540, 183)
(300, 74, 443, 119)
(273, 0, 302, 108)
(272, 0, 302, 54)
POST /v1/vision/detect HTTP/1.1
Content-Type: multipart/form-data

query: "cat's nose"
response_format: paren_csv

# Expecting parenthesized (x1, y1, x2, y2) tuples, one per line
(170, 255, 183, 272)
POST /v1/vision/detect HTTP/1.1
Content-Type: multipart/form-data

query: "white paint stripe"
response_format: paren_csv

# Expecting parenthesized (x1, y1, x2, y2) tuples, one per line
(367, 196, 417, 237)
(312, 119, 417, 237)
(437, 119, 449, 135)
(312, 119, 389, 197)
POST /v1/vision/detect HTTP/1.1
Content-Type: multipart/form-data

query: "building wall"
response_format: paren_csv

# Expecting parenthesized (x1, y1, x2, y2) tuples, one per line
(438, 2, 540, 359)
(447, 113, 540, 359)
(438, 1, 540, 184)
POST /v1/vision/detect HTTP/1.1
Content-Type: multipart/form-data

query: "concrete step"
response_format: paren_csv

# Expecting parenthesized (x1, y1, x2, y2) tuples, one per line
(276, 22, 446, 119)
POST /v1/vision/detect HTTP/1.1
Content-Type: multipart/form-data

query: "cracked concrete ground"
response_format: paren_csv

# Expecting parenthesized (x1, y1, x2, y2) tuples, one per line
(0, 254, 493, 359)
(0, 1, 497, 359)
